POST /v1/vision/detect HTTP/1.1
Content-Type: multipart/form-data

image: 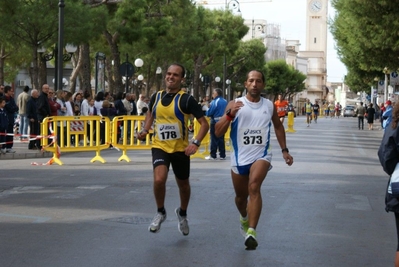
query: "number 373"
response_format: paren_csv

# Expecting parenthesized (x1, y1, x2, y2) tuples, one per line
(243, 135, 262, 145)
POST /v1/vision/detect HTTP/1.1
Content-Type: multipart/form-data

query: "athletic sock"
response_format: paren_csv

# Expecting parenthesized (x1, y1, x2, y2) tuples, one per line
(179, 208, 187, 217)
(157, 207, 166, 215)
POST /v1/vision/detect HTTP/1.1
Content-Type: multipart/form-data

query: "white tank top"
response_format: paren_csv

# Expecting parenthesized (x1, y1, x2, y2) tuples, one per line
(230, 96, 274, 166)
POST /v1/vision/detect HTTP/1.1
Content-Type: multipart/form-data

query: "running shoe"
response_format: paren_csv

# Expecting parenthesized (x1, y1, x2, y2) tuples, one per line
(175, 207, 189, 236)
(205, 156, 216, 160)
(245, 228, 258, 250)
(240, 216, 249, 237)
(148, 212, 166, 233)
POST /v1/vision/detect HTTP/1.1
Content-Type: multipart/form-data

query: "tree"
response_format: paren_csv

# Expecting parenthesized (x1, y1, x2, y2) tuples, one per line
(330, 0, 399, 92)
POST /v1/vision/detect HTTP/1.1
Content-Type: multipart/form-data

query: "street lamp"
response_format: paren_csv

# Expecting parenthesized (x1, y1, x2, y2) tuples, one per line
(37, 43, 77, 91)
(383, 67, 390, 102)
(222, 0, 241, 99)
(252, 19, 266, 39)
(226, 79, 231, 100)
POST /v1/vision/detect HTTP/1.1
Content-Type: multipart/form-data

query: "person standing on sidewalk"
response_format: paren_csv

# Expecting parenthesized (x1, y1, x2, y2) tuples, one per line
(274, 94, 288, 123)
(356, 102, 366, 130)
(4, 86, 18, 153)
(0, 97, 8, 154)
(205, 88, 227, 160)
(215, 70, 293, 250)
(26, 89, 41, 150)
(378, 101, 399, 267)
(366, 103, 376, 130)
(17, 86, 30, 140)
(137, 63, 209, 236)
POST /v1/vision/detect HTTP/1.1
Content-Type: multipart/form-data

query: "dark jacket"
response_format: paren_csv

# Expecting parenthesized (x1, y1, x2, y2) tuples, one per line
(0, 108, 8, 130)
(37, 92, 51, 120)
(4, 95, 18, 125)
(114, 99, 127, 115)
(378, 123, 399, 175)
(100, 107, 117, 119)
(26, 97, 39, 122)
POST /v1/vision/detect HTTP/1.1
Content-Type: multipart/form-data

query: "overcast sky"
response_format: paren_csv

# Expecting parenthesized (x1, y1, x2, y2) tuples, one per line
(200, 0, 347, 83)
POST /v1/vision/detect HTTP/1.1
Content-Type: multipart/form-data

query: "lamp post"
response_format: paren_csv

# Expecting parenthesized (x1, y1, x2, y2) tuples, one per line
(226, 79, 231, 100)
(222, 0, 241, 100)
(156, 67, 162, 91)
(383, 67, 390, 103)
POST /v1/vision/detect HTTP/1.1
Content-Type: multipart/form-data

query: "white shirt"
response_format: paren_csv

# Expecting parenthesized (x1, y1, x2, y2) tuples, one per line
(65, 101, 74, 116)
(230, 96, 274, 166)
(81, 99, 89, 116)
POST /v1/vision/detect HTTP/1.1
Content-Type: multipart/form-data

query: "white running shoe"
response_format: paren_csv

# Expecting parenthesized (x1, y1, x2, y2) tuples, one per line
(205, 156, 216, 160)
(175, 208, 189, 236)
(148, 212, 167, 233)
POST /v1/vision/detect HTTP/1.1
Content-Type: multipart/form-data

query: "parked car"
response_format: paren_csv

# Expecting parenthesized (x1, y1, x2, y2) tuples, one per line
(343, 106, 356, 117)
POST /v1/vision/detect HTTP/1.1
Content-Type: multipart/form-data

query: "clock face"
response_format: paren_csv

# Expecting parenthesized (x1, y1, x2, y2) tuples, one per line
(309, 0, 322, 12)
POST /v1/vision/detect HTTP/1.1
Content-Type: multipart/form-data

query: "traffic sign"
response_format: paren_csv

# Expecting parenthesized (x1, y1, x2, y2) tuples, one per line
(392, 72, 398, 78)
(119, 62, 134, 77)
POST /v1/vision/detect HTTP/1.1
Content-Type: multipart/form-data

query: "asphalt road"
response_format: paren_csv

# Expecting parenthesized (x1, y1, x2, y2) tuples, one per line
(0, 115, 394, 267)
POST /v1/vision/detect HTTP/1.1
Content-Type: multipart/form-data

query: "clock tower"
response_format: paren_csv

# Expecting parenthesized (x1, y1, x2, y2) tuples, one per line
(298, 0, 328, 104)
(306, 0, 328, 53)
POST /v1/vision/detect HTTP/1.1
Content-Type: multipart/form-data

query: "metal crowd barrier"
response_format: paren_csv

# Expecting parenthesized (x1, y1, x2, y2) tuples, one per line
(40, 115, 231, 164)
(41, 116, 111, 165)
(110, 115, 152, 162)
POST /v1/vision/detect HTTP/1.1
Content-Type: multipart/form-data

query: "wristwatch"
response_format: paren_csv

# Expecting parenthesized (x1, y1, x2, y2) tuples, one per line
(281, 148, 289, 153)
(225, 109, 235, 120)
(192, 139, 201, 147)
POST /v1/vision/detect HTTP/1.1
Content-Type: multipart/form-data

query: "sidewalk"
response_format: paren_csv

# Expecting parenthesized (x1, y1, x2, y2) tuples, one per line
(0, 139, 52, 160)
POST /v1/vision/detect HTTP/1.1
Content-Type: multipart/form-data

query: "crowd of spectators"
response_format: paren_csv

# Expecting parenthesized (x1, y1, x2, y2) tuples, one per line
(6, 86, 150, 150)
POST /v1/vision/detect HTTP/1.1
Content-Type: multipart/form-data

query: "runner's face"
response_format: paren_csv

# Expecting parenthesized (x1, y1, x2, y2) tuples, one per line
(244, 71, 264, 97)
(165, 65, 183, 90)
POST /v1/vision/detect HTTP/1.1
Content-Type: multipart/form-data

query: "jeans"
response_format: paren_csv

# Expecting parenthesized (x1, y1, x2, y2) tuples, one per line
(19, 114, 29, 138)
(209, 123, 225, 159)
(358, 116, 364, 129)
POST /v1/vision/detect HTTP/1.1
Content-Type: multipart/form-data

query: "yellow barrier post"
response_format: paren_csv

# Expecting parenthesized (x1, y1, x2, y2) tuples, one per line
(285, 111, 296, 133)
(190, 118, 210, 159)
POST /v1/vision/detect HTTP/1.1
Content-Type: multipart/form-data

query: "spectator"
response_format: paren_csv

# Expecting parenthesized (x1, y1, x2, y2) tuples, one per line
(122, 93, 133, 115)
(80, 91, 91, 116)
(17, 85, 30, 140)
(0, 96, 7, 154)
(55, 90, 67, 146)
(367, 103, 376, 130)
(37, 84, 51, 123)
(4, 86, 18, 153)
(130, 94, 138, 115)
(64, 92, 74, 116)
(114, 92, 127, 115)
(26, 89, 40, 150)
(383, 100, 393, 129)
(136, 94, 148, 115)
(0, 85, 4, 97)
(99, 100, 116, 145)
(94, 91, 105, 116)
(48, 88, 60, 117)
(205, 88, 227, 160)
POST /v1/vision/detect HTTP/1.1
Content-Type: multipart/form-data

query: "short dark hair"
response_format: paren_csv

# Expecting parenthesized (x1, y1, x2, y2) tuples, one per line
(23, 86, 29, 92)
(0, 96, 4, 103)
(4, 85, 12, 93)
(246, 70, 265, 83)
(168, 63, 186, 78)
